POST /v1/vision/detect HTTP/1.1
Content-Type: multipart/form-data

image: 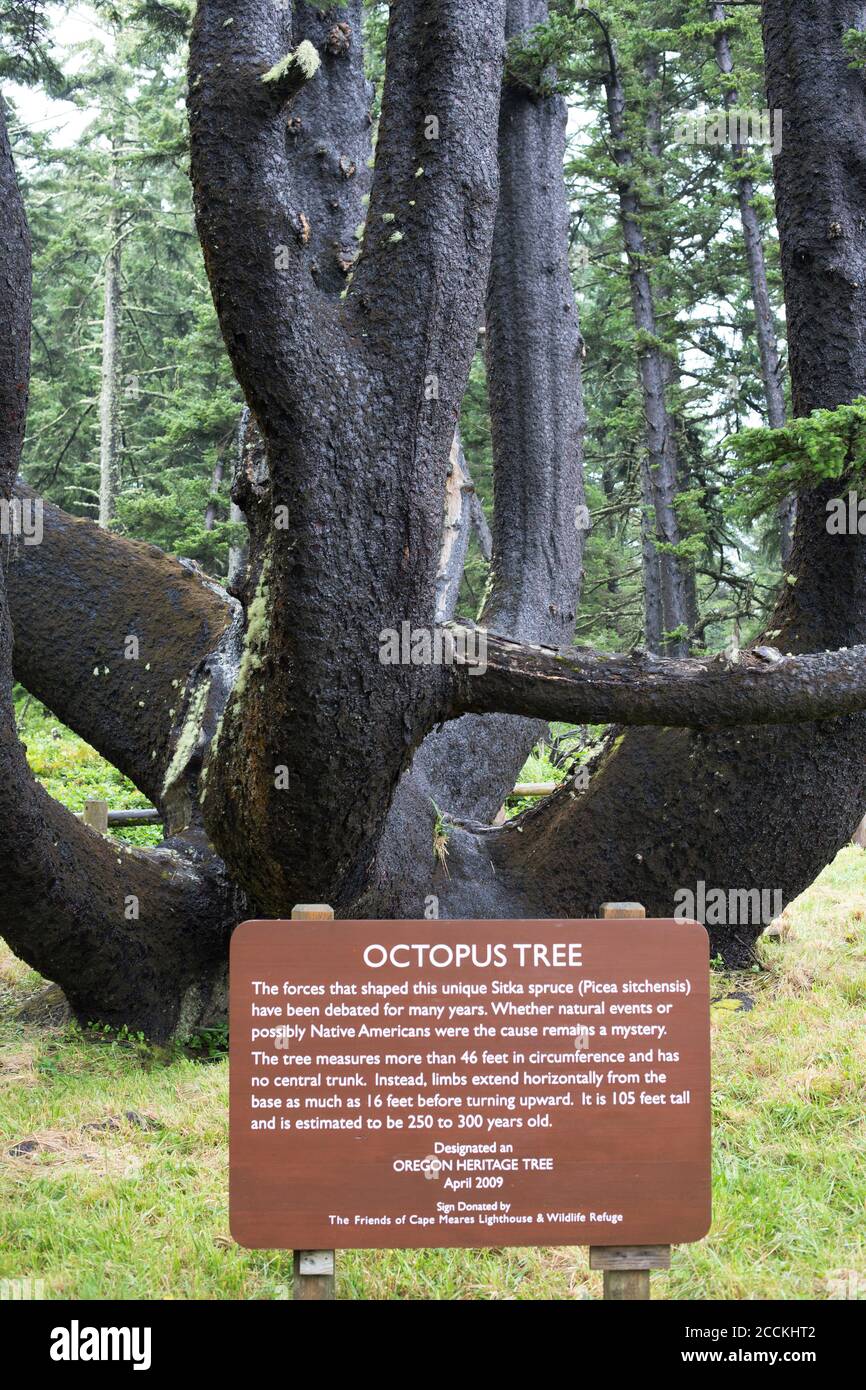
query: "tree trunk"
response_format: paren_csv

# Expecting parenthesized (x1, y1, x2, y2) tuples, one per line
(596, 24, 691, 656)
(711, 2, 793, 560)
(98, 147, 123, 529)
(187, 0, 507, 914)
(204, 456, 224, 531)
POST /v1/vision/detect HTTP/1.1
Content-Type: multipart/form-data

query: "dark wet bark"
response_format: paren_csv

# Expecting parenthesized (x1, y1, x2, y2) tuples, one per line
(0, 102, 242, 1041)
(6, 2, 866, 1031)
(451, 631, 866, 728)
(366, 0, 587, 929)
(190, 0, 507, 912)
(290, 1, 372, 294)
(6, 485, 236, 811)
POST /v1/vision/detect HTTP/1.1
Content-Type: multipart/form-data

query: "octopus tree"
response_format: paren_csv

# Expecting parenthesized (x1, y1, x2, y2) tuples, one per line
(2, 0, 866, 1040)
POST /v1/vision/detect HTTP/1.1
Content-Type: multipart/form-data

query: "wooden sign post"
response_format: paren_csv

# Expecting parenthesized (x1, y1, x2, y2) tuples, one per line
(591, 902, 670, 1299)
(230, 910, 711, 1300)
(289, 905, 336, 1302)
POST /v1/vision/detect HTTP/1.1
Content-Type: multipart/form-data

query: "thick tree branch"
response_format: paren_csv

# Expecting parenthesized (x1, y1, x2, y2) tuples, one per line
(2, 773, 243, 1039)
(347, 0, 506, 405)
(484, 0, 586, 644)
(0, 100, 243, 1039)
(6, 484, 238, 813)
(188, 0, 333, 431)
(197, 2, 508, 913)
(290, 1, 372, 296)
(451, 631, 866, 728)
(394, 0, 587, 837)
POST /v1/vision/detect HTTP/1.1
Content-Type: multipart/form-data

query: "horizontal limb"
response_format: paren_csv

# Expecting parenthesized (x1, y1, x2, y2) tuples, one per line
(449, 629, 866, 728)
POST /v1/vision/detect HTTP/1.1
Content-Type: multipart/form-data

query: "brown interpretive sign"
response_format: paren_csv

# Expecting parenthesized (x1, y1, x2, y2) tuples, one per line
(229, 919, 711, 1250)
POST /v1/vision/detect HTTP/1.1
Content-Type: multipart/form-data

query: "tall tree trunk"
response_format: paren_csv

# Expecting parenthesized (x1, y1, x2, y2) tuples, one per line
(378, 0, 588, 847)
(204, 456, 224, 531)
(596, 23, 691, 656)
(98, 148, 122, 529)
(188, 0, 508, 913)
(642, 51, 700, 641)
(640, 463, 664, 651)
(710, 2, 793, 559)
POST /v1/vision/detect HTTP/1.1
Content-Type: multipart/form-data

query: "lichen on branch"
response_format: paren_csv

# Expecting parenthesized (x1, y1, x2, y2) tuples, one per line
(260, 40, 321, 102)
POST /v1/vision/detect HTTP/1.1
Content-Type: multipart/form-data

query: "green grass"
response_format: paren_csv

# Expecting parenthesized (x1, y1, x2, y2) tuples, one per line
(14, 692, 163, 848)
(1, 847, 864, 1299)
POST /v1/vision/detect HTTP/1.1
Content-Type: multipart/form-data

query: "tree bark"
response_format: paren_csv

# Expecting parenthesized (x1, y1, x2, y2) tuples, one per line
(434, 430, 477, 625)
(189, 0, 507, 913)
(450, 630, 866, 728)
(7, 3, 866, 1034)
(204, 455, 224, 531)
(372, 0, 587, 867)
(290, 1, 372, 294)
(0, 100, 243, 1040)
(7, 484, 237, 814)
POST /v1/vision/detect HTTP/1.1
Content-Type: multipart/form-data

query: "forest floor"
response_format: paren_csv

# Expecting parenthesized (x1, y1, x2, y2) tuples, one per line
(1, 703, 864, 1300)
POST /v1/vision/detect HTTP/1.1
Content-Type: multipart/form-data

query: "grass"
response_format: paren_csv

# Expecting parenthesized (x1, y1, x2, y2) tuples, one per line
(1, 849, 864, 1299)
(14, 692, 163, 848)
(2, 698, 864, 1299)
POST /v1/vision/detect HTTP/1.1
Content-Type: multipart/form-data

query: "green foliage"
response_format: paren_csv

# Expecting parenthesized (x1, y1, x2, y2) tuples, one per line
(504, 12, 584, 97)
(727, 400, 866, 519)
(15, 2, 242, 578)
(0, 1, 66, 89)
(842, 28, 866, 69)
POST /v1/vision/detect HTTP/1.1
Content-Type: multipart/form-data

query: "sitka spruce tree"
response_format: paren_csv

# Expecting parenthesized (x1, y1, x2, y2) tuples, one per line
(4, 0, 866, 1039)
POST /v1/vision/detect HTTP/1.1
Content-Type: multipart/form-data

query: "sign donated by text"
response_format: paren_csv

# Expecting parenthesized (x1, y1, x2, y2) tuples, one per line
(229, 920, 711, 1250)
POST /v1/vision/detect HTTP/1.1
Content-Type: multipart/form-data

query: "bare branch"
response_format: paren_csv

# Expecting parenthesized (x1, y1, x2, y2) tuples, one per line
(450, 629, 866, 728)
